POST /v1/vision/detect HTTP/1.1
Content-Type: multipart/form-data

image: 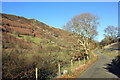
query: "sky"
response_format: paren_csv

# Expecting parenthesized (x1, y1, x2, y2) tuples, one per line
(1, 2, 118, 42)
(1, 0, 119, 2)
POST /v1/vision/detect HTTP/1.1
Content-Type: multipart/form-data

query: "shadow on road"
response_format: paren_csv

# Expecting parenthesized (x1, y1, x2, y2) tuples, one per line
(104, 56, 120, 78)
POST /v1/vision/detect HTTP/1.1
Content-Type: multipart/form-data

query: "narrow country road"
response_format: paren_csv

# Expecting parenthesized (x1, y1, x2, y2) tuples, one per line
(79, 52, 118, 78)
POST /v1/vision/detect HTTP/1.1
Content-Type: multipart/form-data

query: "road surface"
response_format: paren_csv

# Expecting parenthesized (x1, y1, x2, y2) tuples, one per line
(79, 52, 118, 78)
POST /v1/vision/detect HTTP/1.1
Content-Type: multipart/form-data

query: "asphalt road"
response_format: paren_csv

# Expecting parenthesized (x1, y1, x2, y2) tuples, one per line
(79, 52, 118, 78)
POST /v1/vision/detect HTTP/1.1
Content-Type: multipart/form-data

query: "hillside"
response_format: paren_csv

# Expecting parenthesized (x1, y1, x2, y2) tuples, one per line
(104, 42, 120, 50)
(1, 13, 76, 52)
(1, 13, 97, 79)
(1, 13, 73, 42)
(102, 42, 120, 78)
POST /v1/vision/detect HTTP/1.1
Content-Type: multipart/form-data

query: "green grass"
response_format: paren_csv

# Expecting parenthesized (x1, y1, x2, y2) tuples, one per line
(17, 35, 41, 43)
(103, 43, 119, 58)
(103, 50, 118, 58)
(60, 59, 88, 76)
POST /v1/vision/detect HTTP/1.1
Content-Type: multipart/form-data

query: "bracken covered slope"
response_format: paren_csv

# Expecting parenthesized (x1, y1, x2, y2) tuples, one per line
(1, 13, 97, 79)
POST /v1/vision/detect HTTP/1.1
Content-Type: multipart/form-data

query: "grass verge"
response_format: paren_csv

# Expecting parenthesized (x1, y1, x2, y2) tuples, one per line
(57, 55, 98, 78)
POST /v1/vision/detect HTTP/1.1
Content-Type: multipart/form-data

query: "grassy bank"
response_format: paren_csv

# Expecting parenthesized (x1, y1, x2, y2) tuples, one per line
(57, 54, 98, 78)
(102, 42, 120, 58)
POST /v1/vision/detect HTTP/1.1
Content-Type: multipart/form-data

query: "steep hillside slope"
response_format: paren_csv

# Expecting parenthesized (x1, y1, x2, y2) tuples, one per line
(1, 13, 82, 49)
(1, 13, 66, 38)
(1, 13, 97, 79)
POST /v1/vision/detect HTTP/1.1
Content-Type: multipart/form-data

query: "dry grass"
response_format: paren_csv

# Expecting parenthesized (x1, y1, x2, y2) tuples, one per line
(59, 55, 98, 78)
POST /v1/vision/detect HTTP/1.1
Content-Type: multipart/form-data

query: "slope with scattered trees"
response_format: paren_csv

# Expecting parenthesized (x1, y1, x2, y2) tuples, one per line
(1, 13, 99, 79)
(99, 25, 120, 78)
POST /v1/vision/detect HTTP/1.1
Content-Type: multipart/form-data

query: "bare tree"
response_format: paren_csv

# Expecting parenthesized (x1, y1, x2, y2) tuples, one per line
(63, 13, 99, 59)
(63, 13, 99, 58)
(104, 26, 118, 39)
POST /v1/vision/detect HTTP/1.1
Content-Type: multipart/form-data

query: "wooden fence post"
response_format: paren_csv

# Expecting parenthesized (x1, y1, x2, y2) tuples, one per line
(58, 63, 61, 76)
(35, 68, 38, 80)
(78, 58, 80, 66)
(71, 60, 73, 69)
(84, 57, 85, 64)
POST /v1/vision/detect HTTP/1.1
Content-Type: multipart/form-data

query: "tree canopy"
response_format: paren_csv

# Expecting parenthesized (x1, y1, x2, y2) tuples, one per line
(104, 26, 118, 39)
(63, 13, 99, 58)
(63, 13, 99, 39)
